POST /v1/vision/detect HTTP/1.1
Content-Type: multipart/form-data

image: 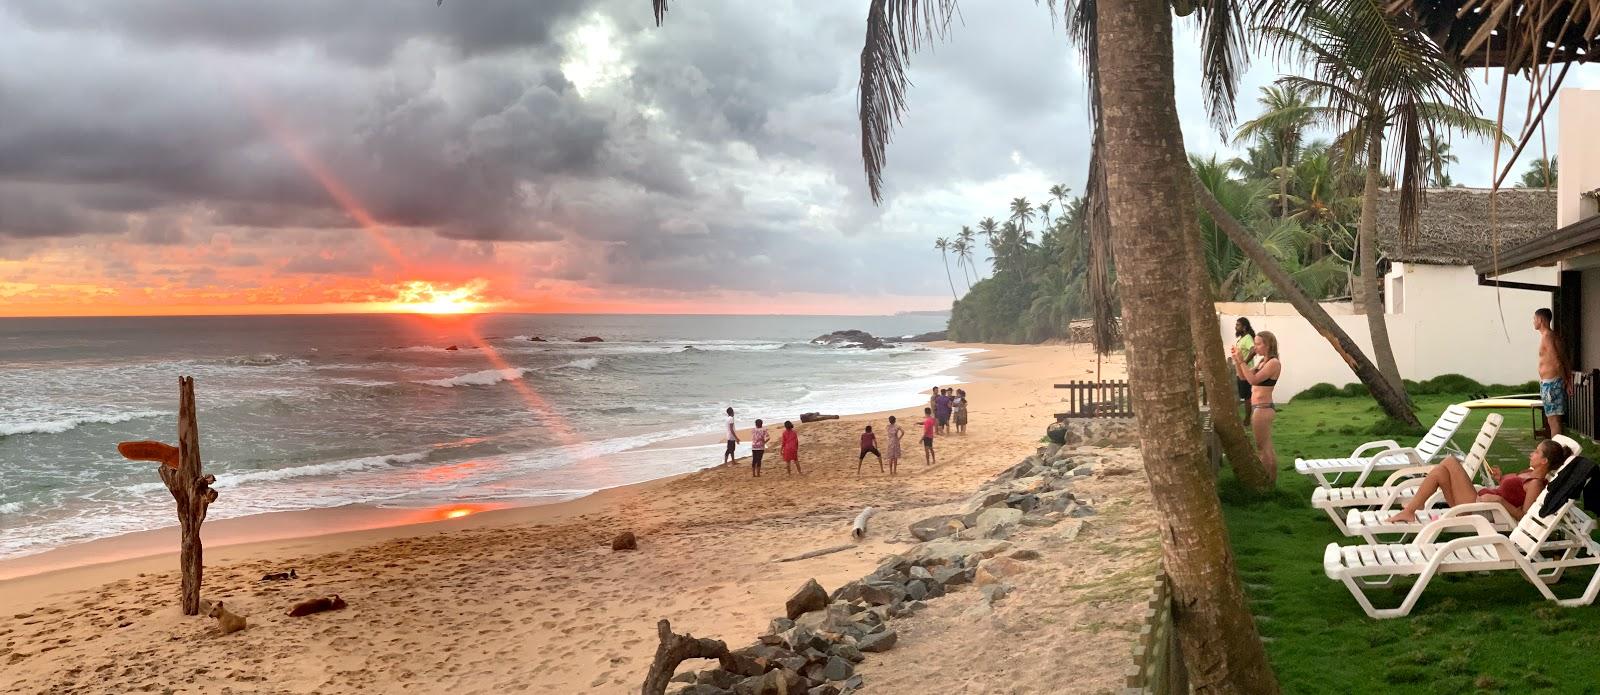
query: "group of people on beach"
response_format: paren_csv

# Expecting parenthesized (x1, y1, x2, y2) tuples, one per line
(721, 388, 967, 478)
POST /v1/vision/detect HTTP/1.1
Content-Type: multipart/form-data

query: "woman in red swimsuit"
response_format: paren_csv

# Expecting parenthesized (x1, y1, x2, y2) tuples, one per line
(1385, 438, 1567, 523)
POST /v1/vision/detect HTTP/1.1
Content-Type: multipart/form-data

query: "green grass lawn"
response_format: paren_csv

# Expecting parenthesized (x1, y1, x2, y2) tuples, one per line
(1219, 391, 1600, 694)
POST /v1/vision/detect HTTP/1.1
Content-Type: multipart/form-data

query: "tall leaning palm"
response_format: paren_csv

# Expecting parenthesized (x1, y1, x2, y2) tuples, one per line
(1007, 197, 1035, 241)
(976, 217, 1000, 260)
(1233, 83, 1315, 219)
(933, 237, 958, 300)
(1048, 183, 1072, 214)
(956, 225, 980, 280)
(1265, 2, 1508, 394)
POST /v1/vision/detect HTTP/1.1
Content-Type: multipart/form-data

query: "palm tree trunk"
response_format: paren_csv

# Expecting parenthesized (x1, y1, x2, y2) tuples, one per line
(939, 250, 957, 300)
(1358, 123, 1406, 396)
(1097, 1, 1279, 691)
(1178, 172, 1274, 493)
(1278, 146, 1290, 219)
(1192, 171, 1420, 427)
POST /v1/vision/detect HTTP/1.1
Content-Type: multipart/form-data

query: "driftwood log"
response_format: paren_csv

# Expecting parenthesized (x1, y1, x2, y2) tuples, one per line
(852, 506, 878, 539)
(116, 376, 217, 615)
(641, 619, 728, 695)
(799, 412, 839, 423)
(776, 544, 853, 563)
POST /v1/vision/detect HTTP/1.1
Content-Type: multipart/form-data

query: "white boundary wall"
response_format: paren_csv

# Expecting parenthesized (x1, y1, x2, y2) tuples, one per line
(1217, 263, 1555, 400)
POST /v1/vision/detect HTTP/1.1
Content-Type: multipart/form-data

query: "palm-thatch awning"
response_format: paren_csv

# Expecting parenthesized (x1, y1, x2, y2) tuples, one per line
(1377, 187, 1555, 265)
(1395, 1, 1599, 72)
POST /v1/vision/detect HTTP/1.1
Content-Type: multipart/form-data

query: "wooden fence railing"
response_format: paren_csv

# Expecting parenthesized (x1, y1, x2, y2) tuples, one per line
(1054, 380, 1134, 419)
(1123, 569, 1188, 695)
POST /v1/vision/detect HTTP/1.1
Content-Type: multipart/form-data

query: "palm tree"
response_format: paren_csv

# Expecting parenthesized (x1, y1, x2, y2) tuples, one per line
(1037, 200, 1053, 227)
(933, 237, 957, 300)
(1233, 84, 1316, 219)
(1266, 2, 1509, 395)
(950, 236, 975, 290)
(956, 226, 980, 281)
(1422, 135, 1458, 187)
(653, 2, 1281, 688)
(1007, 197, 1035, 240)
(1518, 156, 1558, 189)
(1048, 183, 1072, 214)
(976, 217, 1000, 259)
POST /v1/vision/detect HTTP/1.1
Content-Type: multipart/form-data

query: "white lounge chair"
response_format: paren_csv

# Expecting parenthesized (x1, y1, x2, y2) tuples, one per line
(1343, 435, 1583, 543)
(1309, 414, 1501, 534)
(1323, 489, 1600, 619)
(1295, 404, 1470, 488)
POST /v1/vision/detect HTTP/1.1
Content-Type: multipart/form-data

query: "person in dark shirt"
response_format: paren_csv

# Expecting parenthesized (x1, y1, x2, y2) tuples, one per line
(857, 424, 884, 475)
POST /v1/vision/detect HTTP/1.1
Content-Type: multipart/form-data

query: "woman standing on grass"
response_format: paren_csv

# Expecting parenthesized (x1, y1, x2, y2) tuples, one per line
(1231, 330, 1280, 482)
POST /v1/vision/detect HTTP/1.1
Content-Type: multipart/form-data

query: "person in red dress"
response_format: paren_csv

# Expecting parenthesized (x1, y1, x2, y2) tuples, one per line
(780, 420, 802, 475)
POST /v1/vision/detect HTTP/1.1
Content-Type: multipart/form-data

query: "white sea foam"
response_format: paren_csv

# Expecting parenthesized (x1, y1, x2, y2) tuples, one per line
(417, 368, 529, 388)
(0, 410, 168, 437)
(213, 452, 429, 488)
(559, 358, 599, 370)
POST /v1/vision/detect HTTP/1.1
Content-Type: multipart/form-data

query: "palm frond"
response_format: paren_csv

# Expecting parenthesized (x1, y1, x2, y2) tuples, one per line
(859, 0, 963, 204)
(652, 0, 669, 26)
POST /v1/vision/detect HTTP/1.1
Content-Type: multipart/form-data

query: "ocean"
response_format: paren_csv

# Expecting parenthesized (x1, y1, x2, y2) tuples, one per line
(0, 313, 965, 560)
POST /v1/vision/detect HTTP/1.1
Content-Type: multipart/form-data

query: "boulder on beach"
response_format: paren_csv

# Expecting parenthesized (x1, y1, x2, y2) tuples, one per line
(799, 412, 839, 423)
(527, 336, 546, 342)
(810, 330, 891, 350)
(444, 345, 460, 351)
(576, 336, 604, 343)
(899, 330, 948, 342)
(785, 579, 828, 620)
(611, 531, 637, 551)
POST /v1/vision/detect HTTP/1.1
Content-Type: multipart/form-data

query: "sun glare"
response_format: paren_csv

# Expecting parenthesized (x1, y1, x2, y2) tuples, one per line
(387, 279, 490, 315)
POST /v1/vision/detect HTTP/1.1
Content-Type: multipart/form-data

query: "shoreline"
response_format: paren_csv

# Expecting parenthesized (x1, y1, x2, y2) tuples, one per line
(0, 342, 1130, 695)
(0, 342, 998, 585)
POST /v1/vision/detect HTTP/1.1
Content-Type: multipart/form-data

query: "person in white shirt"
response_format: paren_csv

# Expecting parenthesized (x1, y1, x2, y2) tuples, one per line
(723, 407, 740, 465)
(749, 418, 769, 477)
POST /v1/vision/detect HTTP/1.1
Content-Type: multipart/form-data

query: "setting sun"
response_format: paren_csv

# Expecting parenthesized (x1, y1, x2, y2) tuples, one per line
(386, 279, 490, 314)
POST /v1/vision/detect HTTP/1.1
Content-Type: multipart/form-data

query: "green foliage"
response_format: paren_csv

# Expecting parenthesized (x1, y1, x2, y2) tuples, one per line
(1295, 376, 1540, 402)
(1221, 393, 1600, 694)
(1517, 157, 1558, 189)
(947, 185, 1110, 343)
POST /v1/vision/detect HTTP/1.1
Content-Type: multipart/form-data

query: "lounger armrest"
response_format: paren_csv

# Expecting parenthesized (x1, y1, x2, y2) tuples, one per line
(1350, 439, 1402, 459)
(1323, 544, 1343, 580)
(1352, 447, 1423, 487)
(1415, 515, 1501, 544)
(1379, 464, 1434, 488)
(1439, 502, 1515, 529)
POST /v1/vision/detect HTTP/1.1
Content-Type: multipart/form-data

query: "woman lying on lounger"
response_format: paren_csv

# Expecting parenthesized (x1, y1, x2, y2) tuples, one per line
(1385, 438, 1569, 523)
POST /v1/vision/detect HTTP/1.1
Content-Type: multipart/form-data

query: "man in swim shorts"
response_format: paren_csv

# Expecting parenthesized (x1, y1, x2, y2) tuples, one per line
(1535, 308, 1569, 437)
(723, 407, 740, 465)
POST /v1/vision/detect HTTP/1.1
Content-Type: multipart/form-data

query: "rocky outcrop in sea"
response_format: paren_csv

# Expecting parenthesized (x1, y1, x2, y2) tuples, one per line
(810, 330, 892, 350)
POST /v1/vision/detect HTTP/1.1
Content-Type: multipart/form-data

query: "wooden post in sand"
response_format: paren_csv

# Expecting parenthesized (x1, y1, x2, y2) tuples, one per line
(641, 619, 728, 695)
(116, 376, 218, 615)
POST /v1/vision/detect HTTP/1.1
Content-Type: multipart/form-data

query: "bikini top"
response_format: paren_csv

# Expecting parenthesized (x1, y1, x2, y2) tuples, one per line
(1257, 358, 1279, 386)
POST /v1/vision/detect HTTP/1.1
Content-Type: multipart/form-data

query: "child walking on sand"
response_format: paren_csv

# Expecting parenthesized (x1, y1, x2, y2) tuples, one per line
(885, 415, 903, 475)
(921, 407, 936, 466)
(857, 425, 884, 475)
(780, 420, 801, 475)
(750, 419, 768, 477)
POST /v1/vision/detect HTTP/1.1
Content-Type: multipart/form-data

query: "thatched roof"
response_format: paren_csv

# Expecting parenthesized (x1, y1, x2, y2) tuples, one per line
(1376, 187, 1555, 265)
(1395, 2, 1599, 72)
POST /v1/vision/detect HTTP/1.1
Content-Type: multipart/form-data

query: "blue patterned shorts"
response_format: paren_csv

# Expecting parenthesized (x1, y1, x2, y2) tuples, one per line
(1541, 378, 1566, 417)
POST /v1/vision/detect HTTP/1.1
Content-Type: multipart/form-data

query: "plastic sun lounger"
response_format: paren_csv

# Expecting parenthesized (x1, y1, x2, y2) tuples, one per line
(1310, 415, 1501, 534)
(1294, 404, 1470, 489)
(1344, 435, 1583, 544)
(1323, 490, 1600, 619)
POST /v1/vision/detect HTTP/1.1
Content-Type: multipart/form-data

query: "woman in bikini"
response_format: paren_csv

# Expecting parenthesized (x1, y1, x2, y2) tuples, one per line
(1385, 438, 1565, 523)
(1231, 330, 1280, 483)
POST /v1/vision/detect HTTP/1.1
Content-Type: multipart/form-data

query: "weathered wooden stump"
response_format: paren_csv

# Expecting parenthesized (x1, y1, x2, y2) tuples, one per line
(640, 619, 728, 695)
(116, 376, 217, 616)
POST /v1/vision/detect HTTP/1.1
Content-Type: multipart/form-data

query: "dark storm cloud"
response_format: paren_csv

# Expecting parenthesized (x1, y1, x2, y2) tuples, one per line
(0, 0, 1119, 298)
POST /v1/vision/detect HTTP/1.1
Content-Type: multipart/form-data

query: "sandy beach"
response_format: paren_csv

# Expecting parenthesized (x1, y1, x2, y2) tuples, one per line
(0, 343, 1143, 694)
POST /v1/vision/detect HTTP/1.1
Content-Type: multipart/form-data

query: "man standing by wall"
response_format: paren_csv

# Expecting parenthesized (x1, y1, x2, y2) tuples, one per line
(1536, 308, 1570, 437)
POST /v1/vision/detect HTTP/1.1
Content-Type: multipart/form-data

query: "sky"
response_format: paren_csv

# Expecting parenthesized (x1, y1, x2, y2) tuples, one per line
(1, 1, 1597, 317)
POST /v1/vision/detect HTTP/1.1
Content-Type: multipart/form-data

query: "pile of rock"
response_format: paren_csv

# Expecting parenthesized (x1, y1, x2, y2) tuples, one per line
(809, 330, 893, 350)
(663, 429, 1106, 695)
(1048, 417, 1139, 448)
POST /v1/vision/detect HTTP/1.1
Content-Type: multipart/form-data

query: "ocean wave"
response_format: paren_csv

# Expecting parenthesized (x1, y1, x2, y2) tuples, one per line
(417, 368, 530, 388)
(214, 452, 429, 488)
(223, 353, 306, 367)
(558, 358, 599, 370)
(0, 410, 168, 437)
(0, 501, 22, 515)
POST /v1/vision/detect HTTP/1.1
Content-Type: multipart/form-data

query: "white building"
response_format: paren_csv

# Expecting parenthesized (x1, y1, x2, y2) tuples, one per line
(1479, 88, 1600, 435)
(1218, 186, 1556, 401)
